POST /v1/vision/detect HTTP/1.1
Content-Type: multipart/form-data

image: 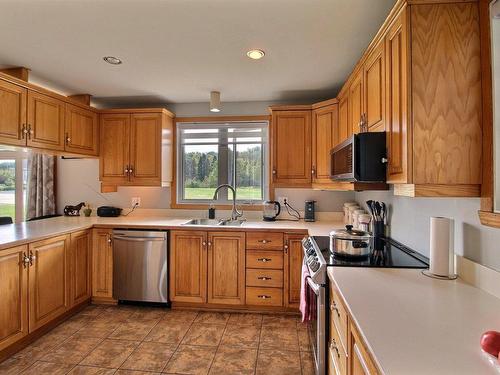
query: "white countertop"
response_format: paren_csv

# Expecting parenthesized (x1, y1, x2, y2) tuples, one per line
(0, 215, 343, 250)
(328, 267, 500, 375)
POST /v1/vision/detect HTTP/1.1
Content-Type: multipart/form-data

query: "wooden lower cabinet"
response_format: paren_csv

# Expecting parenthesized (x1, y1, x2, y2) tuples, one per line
(28, 235, 70, 332)
(284, 233, 306, 308)
(91, 228, 114, 301)
(350, 322, 379, 375)
(70, 230, 91, 306)
(0, 245, 29, 351)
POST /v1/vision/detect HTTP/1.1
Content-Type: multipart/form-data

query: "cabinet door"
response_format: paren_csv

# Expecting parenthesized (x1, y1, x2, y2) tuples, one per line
(385, 7, 409, 184)
(312, 104, 338, 183)
(284, 233, 306, 308)
(129, 113, 162, 185)
(28, 235, 70, 331)
(364, 40, 385, 131)
(65, 104, 98, 155)
(0, 245, 28, 351)
(272, 110, 312, 185)
(0, 79, 27, 147)
(70, 230, 91, 306)
(27, 91, 65, 151)
(338, 94, 350, 143)
(349, 70, 364, 135)
(350, 322, 378, 375)
(91, 228, 113, 299)
(99, 114, 130, 184)
(170, 230, 208, 303)
(207, 232, 245, 305)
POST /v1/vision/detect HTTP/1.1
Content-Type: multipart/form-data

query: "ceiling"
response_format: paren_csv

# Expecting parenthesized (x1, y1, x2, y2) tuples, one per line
(0, 0, 396, 106)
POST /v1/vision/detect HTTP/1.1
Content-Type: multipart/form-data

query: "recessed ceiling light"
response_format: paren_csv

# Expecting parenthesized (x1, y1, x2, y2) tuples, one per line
(103, 56, 122, 65)
(246, 49, 265, 60)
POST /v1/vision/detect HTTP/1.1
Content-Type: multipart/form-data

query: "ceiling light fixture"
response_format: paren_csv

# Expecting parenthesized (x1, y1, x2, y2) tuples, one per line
(103, 56, 123, 65)
(246, 49, 265, 60)
(210, 91, 221, 113)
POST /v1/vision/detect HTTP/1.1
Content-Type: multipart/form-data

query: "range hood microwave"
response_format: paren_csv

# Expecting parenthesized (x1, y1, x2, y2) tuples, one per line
(330, 132, 387, 182)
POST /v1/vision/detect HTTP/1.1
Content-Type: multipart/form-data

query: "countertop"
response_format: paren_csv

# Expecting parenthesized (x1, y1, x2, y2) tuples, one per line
(328, 267, 500, 375)
(0, 215, 343, 250)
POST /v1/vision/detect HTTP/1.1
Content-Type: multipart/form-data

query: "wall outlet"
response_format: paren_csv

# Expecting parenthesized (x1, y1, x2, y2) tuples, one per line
(131, 197, 141, 207)
(278, 196, 289, 205)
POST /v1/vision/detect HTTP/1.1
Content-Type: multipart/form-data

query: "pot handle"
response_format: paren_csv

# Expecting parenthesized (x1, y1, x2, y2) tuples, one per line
(275, 202, 281, 217)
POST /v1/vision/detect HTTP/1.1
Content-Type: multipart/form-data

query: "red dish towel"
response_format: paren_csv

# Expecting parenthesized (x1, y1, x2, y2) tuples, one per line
(300, 261, 311, 322)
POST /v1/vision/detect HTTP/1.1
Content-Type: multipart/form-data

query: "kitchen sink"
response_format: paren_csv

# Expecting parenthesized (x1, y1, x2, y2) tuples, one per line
(182, 218, 245, 227)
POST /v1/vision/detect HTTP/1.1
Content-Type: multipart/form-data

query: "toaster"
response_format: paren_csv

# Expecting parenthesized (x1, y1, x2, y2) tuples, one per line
(97, 206, 122, 217)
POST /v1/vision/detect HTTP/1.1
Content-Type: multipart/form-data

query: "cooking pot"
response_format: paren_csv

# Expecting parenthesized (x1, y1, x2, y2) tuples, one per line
(330, 225, 373, 258)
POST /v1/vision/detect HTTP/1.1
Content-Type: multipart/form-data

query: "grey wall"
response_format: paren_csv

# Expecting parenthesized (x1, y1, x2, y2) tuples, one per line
(355, 190, 500, 272)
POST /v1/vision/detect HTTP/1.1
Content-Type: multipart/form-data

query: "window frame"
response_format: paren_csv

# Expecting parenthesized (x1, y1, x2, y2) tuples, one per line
(172, 116, 271, 209)
(0, 148, 28, 223)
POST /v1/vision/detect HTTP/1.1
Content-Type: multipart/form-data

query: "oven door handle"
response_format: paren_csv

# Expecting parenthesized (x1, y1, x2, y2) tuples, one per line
(306, 277, 320, 295)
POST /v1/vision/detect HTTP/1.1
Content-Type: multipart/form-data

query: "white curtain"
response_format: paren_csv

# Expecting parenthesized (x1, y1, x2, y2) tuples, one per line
(27, 153, 56, 220)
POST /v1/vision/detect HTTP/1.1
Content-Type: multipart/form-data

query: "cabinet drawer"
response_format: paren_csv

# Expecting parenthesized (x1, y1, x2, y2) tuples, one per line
(246, 250, 283, 269)
(246, 269, 283, 288)
(246, 287, 283, 306)
(246, 232, 284, 250)
(329, 317, 347, 375)
(330, 284, 348, 352)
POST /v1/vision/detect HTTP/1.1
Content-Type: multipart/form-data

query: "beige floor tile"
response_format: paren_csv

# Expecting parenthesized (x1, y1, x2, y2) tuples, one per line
(221, 325, 260, 348)
(51, 317, 92, 336)
(228, 313, 263, 326)
(109, 320, 157, 341)
(161, 310, 199, 324)
(80, 339, 140, 368)
(13, 332, 68, 360)
(120, 342, 175, 372)
(194, 311, 230, 325)
(130, 307, 168, 321)
(144, 321, 191, 344)
(0, 357, 35, 374)
(297, 327, 312, 351)
(115, 370, 161, 375)
(21, 360, 75, 375)
(261, 314, 299, 329)
(163, 345, 216, 375)
(78, 305, 105, 317)
(181, 323, 225, 347)
(67, 365, 116, 374)
(256, 350, 302, 375)
(42, 336, 102, 365)
(259, 327, 299, 351)
(209, 346, 257, 375)
(300, 351, 316, 375)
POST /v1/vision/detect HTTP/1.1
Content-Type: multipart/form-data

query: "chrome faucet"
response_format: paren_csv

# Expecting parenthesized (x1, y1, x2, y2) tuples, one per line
(213, 184, 243, 221)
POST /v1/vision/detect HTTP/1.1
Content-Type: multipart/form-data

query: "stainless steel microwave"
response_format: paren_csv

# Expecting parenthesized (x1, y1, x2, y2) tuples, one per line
(330, 132, 387, 182)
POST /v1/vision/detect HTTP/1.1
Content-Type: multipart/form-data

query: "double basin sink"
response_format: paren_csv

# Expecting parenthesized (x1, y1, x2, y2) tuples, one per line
(182, 218, 245, 227)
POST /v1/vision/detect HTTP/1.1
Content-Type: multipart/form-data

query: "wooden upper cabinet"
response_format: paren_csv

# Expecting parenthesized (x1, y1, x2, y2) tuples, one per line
(349, 70, 364, 135)
(312, 103, 338, 184)
(170, 230, 208, 303)
(338, 94, 350, 144)
(27, 91, 65, 151)
(100, 114, 130, 184)
(207, 232, 245, 305)
(129, 113, 162, 184)
(364, 39, 385, 131)
(0, 245, 28, 351)
(91, 228, 113, 300)
(65, 104, 98, 156)
(272, 109, 312, 185)
(284, 233, 306, 308)
(385, 7, 409, 184)
(0, 80, 27, 147)
(28, 235, 70, 331)
(70, 230, 91, 306)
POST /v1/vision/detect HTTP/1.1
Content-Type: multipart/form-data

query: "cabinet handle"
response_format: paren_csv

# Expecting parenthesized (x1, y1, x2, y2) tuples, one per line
(330, 339, 340, 358)
(331, 302, 340, 318)
(107, 235, 112, 245)
(129, 166, 134, 175)
(202, 241, 207, 247)
(258, 239, 270, 244)
(28, 251, 36, 266)
(258, 295, 271, 299)
(27, 124, 33, 140)
(124, 165, 130, 174)
(257, 276, 271, 280)
(284, 244, 289, 254)
(272, 169, 277, 175)
(22, 252, 30, 268)
(65, 132, 71, 145)
(207, 241, 212, 247)
(311, 168, 315, 175)
(21, 124, 27, 139)
(257, 258, 272, 262)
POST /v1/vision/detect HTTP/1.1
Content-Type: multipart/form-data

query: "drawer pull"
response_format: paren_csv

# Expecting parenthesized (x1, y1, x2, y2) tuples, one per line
(257, 276, 272, 280)
(330, 339, 340, 359)
(258, 295, 271, 299)
(257, 257, 272, 262)
(258, 239, 271, 244)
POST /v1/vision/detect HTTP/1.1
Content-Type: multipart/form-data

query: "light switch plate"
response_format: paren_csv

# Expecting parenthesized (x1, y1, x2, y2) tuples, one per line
(131, 197, 141, 207)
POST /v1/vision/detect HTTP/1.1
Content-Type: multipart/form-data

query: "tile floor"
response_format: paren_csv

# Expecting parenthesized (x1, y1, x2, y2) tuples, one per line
(0, 305, 315, 375)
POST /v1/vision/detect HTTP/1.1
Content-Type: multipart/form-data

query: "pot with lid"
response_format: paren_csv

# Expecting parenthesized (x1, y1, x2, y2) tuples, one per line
(330, 225, 373, 258)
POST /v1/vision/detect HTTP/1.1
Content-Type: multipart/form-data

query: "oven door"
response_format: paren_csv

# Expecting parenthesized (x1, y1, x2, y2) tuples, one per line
(306, 276, 326, 375)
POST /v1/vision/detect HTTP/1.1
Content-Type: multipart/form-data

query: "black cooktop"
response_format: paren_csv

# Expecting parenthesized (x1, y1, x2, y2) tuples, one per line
(312, 236, 429, 268)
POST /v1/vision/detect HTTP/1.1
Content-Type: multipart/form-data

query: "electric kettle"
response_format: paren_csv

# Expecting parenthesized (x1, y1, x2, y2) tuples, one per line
(262, 200, 281, 221)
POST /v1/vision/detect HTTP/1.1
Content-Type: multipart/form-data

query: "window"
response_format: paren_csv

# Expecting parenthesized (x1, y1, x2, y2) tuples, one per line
(176, 121, 269, 204)
(0, 147, 28, 223)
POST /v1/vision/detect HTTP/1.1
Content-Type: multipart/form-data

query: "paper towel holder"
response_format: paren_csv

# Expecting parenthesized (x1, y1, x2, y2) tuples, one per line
(421, 270, 457, 280)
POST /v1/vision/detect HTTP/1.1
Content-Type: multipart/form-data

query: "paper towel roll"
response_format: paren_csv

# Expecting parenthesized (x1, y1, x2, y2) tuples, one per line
(429, 217, 454, 277)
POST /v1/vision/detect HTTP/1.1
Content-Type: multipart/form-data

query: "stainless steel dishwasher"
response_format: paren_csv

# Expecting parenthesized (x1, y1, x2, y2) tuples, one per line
(112, 230, 169, 304)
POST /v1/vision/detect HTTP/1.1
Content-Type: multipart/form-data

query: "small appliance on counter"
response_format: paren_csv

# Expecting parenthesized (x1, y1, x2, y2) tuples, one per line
(97, 206, 122, 217)
(304, 200, 316, 222)
(262, 200, 281, 221)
